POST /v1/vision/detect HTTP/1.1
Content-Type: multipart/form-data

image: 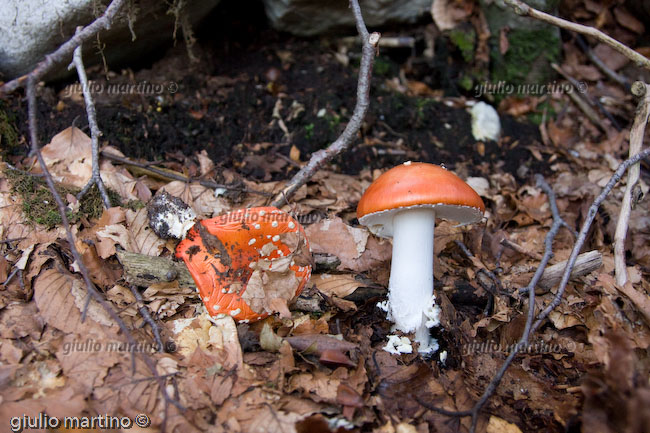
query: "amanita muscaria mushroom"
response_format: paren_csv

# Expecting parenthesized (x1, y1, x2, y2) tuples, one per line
(148, 192, 311, 322)
(357, 162, 485, 353)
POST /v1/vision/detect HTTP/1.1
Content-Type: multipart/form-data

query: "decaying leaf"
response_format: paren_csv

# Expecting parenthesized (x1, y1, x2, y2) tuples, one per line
(306, 217, 391, 272)
(311, 273, 361, 298)
(39, 127, 92, 188)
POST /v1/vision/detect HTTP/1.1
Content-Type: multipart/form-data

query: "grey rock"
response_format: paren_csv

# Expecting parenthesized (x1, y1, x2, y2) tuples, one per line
(261, 0, 432, 36)
(0, 0, 220, 80)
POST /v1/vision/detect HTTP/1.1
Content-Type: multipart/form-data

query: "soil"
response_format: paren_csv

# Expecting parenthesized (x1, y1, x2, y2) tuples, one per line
(4, 0, 548, 184)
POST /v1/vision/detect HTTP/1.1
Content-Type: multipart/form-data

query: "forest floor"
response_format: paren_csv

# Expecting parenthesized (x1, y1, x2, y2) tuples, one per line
(1, 1, 649, 432)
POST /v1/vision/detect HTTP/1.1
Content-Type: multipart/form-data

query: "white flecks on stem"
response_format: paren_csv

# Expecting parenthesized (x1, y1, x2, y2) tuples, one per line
(385, 208, 441, 353)
(383, 335, 413, 354)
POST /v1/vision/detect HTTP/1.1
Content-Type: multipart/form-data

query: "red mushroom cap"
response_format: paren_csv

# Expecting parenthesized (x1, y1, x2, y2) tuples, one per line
(357, 162, 485, 236)
(175, 207, 311, 322)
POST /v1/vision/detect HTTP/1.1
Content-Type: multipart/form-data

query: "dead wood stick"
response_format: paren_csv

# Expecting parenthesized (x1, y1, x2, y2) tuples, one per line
(70, 27, 112, 208)
(519, 250, 603, 293)
(270, 0, 380, 207)
(500, 238, 543, 260)
(117, 250, 195, 288)
(101, 150, 271, 196)
(614, 82, 650, 286)
(27, 76, 184, 425)
(503, 0, 650, 70)
(118, 250, 338, 289)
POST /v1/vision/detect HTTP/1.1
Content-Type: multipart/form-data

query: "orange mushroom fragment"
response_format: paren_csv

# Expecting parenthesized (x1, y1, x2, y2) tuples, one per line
(175, 207, 312, 323)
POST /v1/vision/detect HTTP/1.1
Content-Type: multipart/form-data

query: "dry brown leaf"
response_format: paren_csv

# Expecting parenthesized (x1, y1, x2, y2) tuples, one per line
(0, 387, 87, 427)
(548, 310, 583, 330)
(311, 273, 361, 298)
(288, 368, 349, 403)
(487, 416, 523, 433)
(290, 145, 301, 162)
(95, 223, 130, 257)
(197, 149, 215, 176)
(126, 207, 165, 255)
(55, 332, 122, 396)
(33, 265, 116, 334)
(161, 181, 230, 218)
(306, 217, 391, 272)
(0, 176, 35, 241)
(39, 127, 92, 188)
(613, 6, 645, 34)
(431, 0, 472, 31)
(96, 207, 165, 257)
(100, 165, 150, 202)
(240, 405, 302, 433)
(143, 281, 194, 318)
(592, 43, 629, 71)
(73, 239, 117, 288)
(239, 238, 307, 316)
(0, 302, 43, 339)
(285, 334, 357, 355)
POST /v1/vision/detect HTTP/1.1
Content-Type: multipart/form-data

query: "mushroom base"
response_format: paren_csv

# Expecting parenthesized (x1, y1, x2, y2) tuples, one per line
(387, 208, 439, 353)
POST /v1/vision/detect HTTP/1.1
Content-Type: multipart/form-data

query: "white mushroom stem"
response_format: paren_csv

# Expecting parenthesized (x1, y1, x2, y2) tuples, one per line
(388, 208, 437, 352)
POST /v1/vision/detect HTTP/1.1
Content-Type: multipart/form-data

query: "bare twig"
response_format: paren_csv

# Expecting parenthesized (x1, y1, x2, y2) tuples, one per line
(614, 82, 650, 286)
(454, 239, 504, 295)
(28, 74, 182, 433)
(532, 148, 650, 333)
(575, 34, 630, 90)
(69, 28, 111, 208)
(519, 250, 603, 293)
(500, 238, 543, 260)
(101, 150, 271, 197)
(415, 175, 576, 432)
(0, 0, 128, 94)
(270, 0, 380, 207)
(551, 64, 604, 130)
(503, 0, 650, 70)
(129, 284, 165, 353)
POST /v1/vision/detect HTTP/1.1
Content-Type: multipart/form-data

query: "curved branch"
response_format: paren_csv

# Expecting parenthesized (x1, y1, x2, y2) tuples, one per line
(270, 0, 380, 207)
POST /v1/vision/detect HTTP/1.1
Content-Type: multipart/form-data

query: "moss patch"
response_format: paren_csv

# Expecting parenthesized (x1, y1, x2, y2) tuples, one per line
(490, 28, 560, 88)
(5, 168, 124, 229)
(449, 28, 476, 63)
(0, 103, 19, 156)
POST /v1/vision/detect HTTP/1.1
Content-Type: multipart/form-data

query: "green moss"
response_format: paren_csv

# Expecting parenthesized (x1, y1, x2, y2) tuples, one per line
(327, 113, 341, 131)
(458, 74, 474, 92)
(490, 28, 560, 87)
(449, 28, 476, 63)
(373, 56, 394, 77)
(526, 100, 557, 125)
(415, 98, 436, 123)
(304, 123, 315, 140)
(0, 104, 19, 156)
(5, 168, 122, 229)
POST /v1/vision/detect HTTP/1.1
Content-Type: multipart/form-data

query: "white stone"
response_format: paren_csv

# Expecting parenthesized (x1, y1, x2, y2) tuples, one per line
(470, 101, 501, 142)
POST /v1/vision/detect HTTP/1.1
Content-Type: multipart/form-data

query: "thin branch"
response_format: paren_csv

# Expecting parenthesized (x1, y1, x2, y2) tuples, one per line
(503, 0, 650, 70)
(129, 284, 165, 353)
(270, 0, 380, 207)
(614, 82, 650, 286)
(27, 75, 183, 431)
(0, 0, 128, 94)
(575, 34, 630, 90)
(69, 27, 111, 208)
(533, 148, 650, 333)
(101, 150, 271, 197)
(416, 175, 575, 432)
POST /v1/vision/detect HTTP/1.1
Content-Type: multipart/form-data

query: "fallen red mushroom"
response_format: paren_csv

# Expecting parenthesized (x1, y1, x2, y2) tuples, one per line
(148, 192, 312, 322)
